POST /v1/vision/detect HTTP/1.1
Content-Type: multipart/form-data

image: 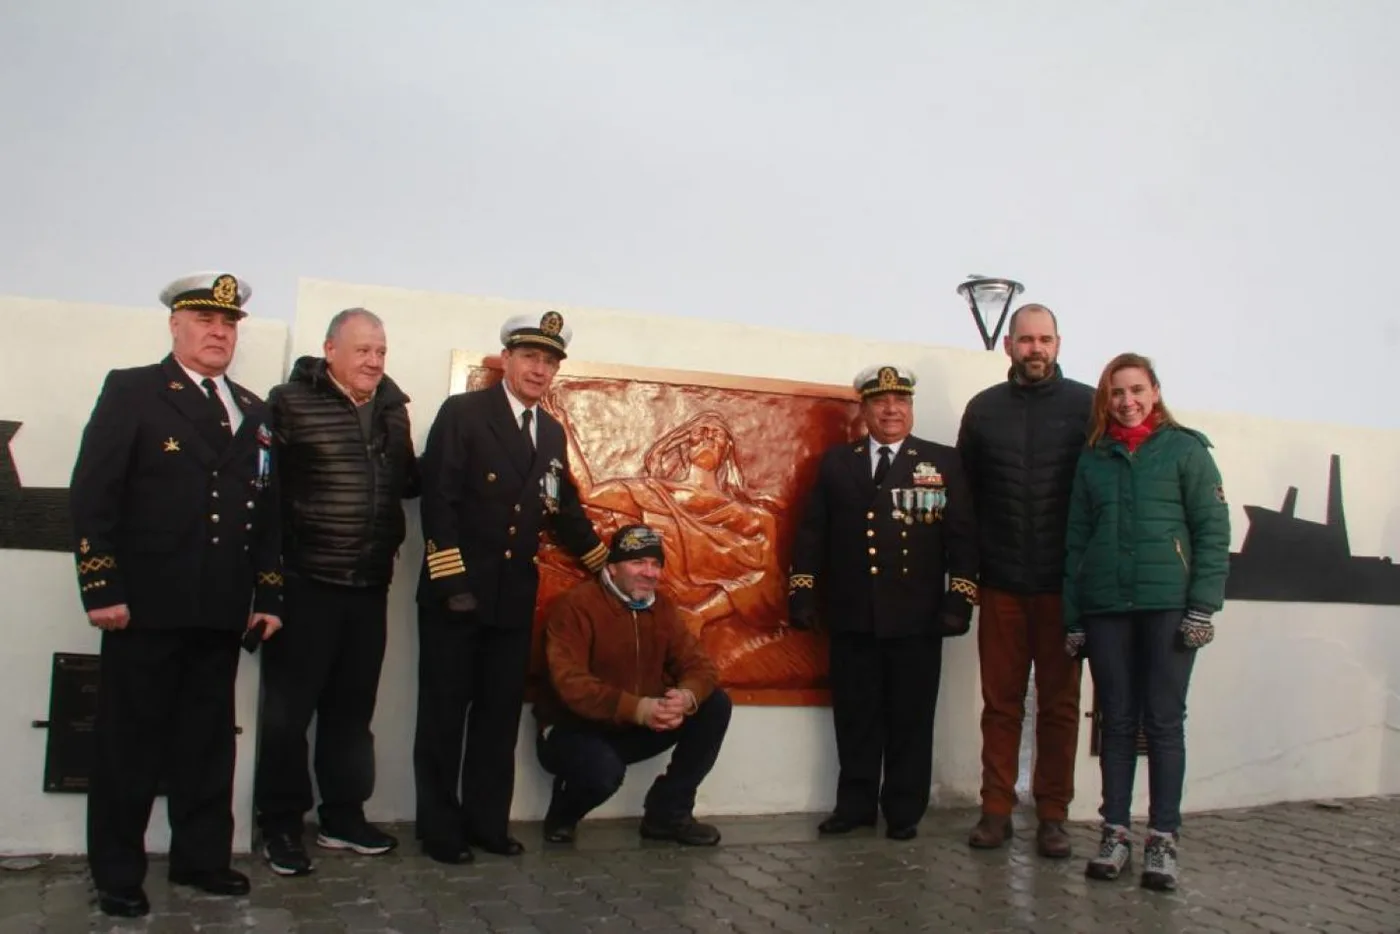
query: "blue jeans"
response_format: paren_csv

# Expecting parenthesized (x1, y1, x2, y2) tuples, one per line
(1085, 610, 1197, 834)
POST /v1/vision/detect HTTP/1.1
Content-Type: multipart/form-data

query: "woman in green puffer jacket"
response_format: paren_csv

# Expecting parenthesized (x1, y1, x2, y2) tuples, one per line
(1062, 352, 1230, 893)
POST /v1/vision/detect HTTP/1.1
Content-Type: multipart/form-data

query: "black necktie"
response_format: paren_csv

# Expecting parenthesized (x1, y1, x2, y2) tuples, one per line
(521, 409, 535, 451)
(201, 378, 231, 435)
(873, 445, 892, 487)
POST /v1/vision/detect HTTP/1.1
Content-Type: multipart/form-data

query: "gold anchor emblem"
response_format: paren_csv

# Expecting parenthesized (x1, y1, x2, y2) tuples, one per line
(168, 381, 184, 391)
(212, 274, 238, 305)
(163, 437, 181, 453)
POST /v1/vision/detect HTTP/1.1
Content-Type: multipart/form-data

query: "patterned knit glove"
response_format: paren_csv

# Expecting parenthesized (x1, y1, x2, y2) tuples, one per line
(1179, 608, 1215, 649)
(1064, 631, 1087, 658)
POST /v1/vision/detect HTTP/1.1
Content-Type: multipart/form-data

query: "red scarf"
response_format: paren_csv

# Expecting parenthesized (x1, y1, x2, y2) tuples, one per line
(1107, 411, 1159, 451)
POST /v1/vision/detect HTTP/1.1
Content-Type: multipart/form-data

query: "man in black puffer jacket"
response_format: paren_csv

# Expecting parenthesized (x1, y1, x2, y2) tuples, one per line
(253, 308, 420, 877)
(955, 304, 1093, 859)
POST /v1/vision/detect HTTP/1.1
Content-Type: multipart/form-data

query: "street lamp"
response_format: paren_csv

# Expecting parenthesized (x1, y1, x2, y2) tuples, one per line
(957, 275, 1025, 350)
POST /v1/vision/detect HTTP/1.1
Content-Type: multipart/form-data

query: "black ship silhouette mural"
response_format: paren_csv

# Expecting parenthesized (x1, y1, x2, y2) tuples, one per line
(0, 420, 70, 553)
(1224, 454, 1400, 605)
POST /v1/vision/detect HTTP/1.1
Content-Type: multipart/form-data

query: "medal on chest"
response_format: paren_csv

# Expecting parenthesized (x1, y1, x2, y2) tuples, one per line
(254, 422, 272, 491)
(541, 457, 563, 513)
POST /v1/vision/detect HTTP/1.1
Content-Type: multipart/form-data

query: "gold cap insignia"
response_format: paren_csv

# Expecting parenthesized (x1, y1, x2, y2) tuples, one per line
(540, 311, 564, 337)
(212, 274, 238, 305)
(877, 366, 899, 391)
(619, 527, 653, 551)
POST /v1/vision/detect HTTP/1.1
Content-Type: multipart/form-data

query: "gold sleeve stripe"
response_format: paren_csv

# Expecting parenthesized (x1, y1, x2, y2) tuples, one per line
(949, 577, 979, 603)
(580, 542, 609, 572)
(257, 571, 284, 587)
(428, 561, 466, 580)
(788, 574, 815, 594)
(426, 550, 464, 574)
(77, 555, 116, 576)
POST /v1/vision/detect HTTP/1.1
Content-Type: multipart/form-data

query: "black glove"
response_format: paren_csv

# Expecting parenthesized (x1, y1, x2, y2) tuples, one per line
(446, 591, 479, 617)
(940, 580, 976, 637)
(788, 582, 818, 632)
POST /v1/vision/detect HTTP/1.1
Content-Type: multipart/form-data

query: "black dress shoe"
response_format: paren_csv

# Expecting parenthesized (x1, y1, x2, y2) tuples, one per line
(98, 886, 149, 918)
(423, 840, 475, 864)
(818, 814, 875, 835)
(169, 867, 250, 896)
(468, 834, 525, 856)
(886, 823, 918, 841)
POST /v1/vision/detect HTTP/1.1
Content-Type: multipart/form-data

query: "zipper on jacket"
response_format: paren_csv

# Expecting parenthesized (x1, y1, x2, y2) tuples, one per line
(1174, 537, 1189, 574)
(632, 609, 641, 696)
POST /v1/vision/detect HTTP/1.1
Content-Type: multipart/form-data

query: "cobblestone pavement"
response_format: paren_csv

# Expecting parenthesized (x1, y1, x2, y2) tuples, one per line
(2, 798, 1397, 933)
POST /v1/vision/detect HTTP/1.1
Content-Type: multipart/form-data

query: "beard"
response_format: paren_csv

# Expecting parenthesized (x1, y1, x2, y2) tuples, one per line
(1013, 355, 1055, 383)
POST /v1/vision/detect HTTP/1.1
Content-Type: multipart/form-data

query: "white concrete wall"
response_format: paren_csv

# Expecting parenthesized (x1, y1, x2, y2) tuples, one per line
(3, 280, 1399, 855)
(0, 296, 289, 856)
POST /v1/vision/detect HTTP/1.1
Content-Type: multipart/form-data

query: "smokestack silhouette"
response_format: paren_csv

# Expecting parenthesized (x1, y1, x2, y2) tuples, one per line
(1326, 453, 1349, 552)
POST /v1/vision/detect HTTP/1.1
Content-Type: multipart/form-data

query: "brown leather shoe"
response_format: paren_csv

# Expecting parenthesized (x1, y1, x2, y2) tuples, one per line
(968, 813, 1013, 849)
(1036, 820, 1072, 859)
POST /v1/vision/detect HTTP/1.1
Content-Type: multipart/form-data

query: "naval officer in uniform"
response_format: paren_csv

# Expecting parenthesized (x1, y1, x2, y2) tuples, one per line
(69, 272, 284, 917)
(787, 365, 979, 840)
(413, 311, 609, 864)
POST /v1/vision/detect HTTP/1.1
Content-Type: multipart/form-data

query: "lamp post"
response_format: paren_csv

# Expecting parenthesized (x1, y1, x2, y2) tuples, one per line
(957, 275, 1025, 350)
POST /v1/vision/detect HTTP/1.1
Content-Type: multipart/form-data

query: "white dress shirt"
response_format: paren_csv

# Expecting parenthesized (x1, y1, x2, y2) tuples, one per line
(868, 436, 904, 476)
(177, 360, 244, 433)
(502, 383, 538, 446)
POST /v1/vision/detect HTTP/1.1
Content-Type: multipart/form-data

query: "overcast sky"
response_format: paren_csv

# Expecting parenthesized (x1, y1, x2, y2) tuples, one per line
(2, 1, 1396, 428)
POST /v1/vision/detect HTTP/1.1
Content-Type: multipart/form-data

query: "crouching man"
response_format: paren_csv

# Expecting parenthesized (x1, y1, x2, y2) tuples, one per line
(533, 524, 731, 846)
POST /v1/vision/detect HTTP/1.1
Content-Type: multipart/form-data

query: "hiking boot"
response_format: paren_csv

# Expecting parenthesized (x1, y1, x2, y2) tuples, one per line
(1036, 820, 1072, 858)
(1085, 823, 1131, 880)
(639, 815, 721, 846)
(1141, 829, 1180, 891)
(262, 831, 313, 876)
(316, 818, 398, 856)
(968, 813, 1013, 849)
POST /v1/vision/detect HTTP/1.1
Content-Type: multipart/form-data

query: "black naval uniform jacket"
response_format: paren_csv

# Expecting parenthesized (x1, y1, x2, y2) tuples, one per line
(788, 434, 979, 638)
(70, 355, 283, 630)
(416, 381, 608, 626)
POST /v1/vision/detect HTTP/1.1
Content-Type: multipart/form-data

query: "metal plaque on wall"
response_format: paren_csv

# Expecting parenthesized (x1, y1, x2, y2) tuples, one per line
(40, 652, 102, 793)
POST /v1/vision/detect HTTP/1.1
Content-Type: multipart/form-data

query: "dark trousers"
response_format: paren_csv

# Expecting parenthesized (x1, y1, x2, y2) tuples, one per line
(829, 630, 944, 828)
(1085, 609, 1197, 834)
(536, 690, 733, 825)
(87, 628, 241, 891)
(412, 605, 531, 849)
(253, 577, 388, 835)
(977, 588, 1083, 819)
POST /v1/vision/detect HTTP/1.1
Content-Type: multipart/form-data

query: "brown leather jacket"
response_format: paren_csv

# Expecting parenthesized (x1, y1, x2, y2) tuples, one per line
(533, 576, 718, 730)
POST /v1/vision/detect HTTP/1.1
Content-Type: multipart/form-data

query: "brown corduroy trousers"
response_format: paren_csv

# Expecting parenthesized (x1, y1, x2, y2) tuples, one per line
(977, 587, 1084, 820)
